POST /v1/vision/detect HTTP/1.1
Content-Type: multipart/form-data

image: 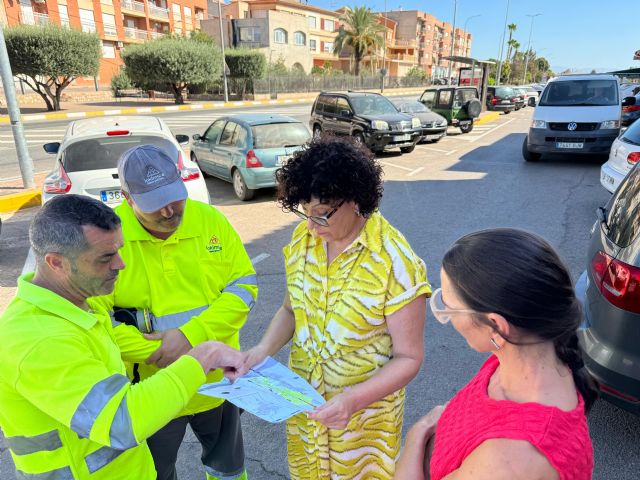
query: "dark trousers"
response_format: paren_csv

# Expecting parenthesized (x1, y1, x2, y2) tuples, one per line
(147, 402, 245, 480)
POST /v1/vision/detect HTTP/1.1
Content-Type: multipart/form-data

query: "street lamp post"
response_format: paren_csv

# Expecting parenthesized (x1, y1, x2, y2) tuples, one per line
(381, 0, 387, 93)
(217, 0, 229, 102)
(462, 14, 480, 57)
(522, 13, 542, 85)
(446, 0, 458, 83)
(495, 0, 510, 86)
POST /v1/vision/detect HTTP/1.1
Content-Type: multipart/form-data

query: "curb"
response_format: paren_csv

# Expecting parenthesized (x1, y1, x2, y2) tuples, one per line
(0, 189, 41, 214)
(0, 89, 426, 124)
(474, 111, 501, 126)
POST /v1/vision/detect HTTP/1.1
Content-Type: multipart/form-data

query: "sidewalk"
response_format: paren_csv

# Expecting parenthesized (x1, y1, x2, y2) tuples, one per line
(0, 87, 428, 124)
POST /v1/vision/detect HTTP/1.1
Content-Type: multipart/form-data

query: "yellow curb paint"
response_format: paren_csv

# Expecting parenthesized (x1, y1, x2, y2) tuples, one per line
(85, 111, 106, 117)
(0, 190, 41, 213)
(121, 108, 139, 115)
(475, 112, 501, 125)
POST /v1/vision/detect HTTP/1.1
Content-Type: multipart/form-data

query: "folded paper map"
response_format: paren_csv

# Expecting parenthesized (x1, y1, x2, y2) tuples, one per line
(198, 356, 326, 423)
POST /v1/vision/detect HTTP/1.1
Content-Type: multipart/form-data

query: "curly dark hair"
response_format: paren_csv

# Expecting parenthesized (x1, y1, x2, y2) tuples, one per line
(276, 134, 384, 217)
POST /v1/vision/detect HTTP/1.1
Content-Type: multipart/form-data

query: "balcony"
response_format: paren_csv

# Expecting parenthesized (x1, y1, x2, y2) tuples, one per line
(121, 0, 146, 16)
(389, 53, 416, 62)
(148, 4, 170, 20)
(149, 31, 167, 39)
(20, 11, 50, 26)
(124, 26, 149, 41)
(103, 25, 118, 37)
(390, 39, 416, 48)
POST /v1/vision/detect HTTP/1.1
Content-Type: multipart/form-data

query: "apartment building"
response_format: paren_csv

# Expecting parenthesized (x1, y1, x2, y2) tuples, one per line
(2, 0, 207, 86)
(202, 0, 341, 74)
(383, 10, 472, 79)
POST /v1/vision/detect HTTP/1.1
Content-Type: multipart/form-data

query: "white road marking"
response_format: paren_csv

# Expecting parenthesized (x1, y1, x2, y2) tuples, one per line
(467, 119, 515, 142)
(379, 161, 413, 172)
(250, 253, 270, 266)
(445, 149, 458, 156)
(407, 167, 424, 177)
(416, 145, 453, 154)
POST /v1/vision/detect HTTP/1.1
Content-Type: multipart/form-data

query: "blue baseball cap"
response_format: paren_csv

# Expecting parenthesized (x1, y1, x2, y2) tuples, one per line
(118, 145, 187, 213)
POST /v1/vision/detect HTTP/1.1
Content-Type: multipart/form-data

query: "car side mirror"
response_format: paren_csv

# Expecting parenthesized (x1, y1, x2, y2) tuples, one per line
(43, 142, 60, 154)
(175, 134, 190, 146)
(622, 96, 637, 107)
(340, 109, 352, 117)
(192, 133, 202, 141)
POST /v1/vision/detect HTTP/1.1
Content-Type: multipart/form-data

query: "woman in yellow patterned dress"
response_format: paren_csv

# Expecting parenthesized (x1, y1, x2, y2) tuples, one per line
(241, 136, 431, 479)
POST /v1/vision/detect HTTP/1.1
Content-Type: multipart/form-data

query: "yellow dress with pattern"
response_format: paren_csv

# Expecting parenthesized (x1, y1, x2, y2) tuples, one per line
(283, 211, 431, 480)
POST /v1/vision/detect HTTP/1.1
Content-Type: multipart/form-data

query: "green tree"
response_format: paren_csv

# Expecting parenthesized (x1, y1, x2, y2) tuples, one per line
(267, 57, 289, 76)
(405, 66, 426, 80)
(110, 71, 132, 96)
(505, 23, 517, 60)
(311, 65, 324, 75)
(5, 25, 100, 111)
(225, 48, 266, 98)
(333, 6, 385, 76)
(121, 37, 221, 104)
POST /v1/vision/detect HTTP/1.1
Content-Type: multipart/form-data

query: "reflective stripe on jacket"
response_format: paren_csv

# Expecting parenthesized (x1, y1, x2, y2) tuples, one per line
(96, 199, 257, 416)
(0, 274, 206, 479)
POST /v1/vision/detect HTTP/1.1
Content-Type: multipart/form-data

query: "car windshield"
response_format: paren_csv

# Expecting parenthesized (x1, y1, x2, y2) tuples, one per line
(539, 79, 619, 106)
(63, 135, 178, 173)
(350, 96, 398, 115)
(621, 119, 640, 146)
(495, 86, 516, 98)
(397, 101, 429, 113)
(252, 123, 310, 149)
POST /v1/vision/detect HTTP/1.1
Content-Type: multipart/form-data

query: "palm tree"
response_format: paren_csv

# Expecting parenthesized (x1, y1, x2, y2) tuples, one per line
(505, 23, 517, 60)
(333, 6, 386, 76)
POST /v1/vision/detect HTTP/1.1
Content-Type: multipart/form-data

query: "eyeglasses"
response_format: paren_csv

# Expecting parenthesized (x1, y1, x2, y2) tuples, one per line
(291, 200, 345, 227)
(429, 287, 481, 325)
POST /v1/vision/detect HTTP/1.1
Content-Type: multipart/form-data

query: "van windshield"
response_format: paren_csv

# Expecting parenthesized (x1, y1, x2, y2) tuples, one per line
(539, 79, 619, 107)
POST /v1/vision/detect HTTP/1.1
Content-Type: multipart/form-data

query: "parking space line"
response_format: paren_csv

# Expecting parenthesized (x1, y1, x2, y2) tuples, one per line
(407, 167, 424, 177)
(468, 119, 515, 142)
(445, 149, 458, 156)
(250, 253, 270, 266)
(379, 161, 413, 172)
(416, 145, 451, 154)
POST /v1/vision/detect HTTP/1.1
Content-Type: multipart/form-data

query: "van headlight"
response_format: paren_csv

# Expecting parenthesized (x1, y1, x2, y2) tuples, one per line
(412, 117, 421, 128)
(371, 120, 389, 130)
(600, 120, 620, 130)
(531, 120, 546, 129)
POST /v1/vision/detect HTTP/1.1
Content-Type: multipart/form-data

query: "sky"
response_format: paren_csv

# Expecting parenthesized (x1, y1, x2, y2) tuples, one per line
(311, 0, 639, 73)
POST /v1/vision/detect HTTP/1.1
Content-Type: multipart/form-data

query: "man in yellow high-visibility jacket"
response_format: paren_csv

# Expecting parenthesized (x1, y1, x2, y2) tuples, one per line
(0, 194, 245, 479)
(95, 145, 257, 480)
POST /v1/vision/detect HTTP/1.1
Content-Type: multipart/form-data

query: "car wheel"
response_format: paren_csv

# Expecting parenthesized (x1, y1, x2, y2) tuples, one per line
(313, 125, 322, 139)
(400, 144, 416, 154)
(522, 136, 542, 162)
(504, 110, 511, 115)
(353, 131, 366, 145)
(232, 169, 255, 201)
(191, 152, 209, 177)
(459, 122, 473, 134)
(464, 99, 482, 118)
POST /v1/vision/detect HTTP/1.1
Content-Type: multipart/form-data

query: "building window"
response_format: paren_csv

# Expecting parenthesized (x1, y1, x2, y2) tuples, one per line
(172, 4, 182, 24)
(323, 41, 333, 53)
(294, 31, 305, 46)
(309, 39, 316, 51)
(102, 13, 117, 36)
(102, 40, 116, 58)
(79, 9, 96, 33)
(58, 4, 70, 27)
(324, 19, 334, 32)
(273, 28, 287, 44)
(308, 15, 316, 29)
(239, 27, 261, 43)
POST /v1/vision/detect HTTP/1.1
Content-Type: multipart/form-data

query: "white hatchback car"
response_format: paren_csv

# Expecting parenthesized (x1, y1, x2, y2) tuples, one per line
(600, 118, 640, 193)
(41, 116, 210, 206)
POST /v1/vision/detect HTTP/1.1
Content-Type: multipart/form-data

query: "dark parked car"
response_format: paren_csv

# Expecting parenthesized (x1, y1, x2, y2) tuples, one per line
(622, 94, 640, 127)
(392, 100, 448, 143)
(486, 86, 518, 113)
(310, 92, 422, 154)
(419, 86, 481, 133)
(576, 162, 640, 415)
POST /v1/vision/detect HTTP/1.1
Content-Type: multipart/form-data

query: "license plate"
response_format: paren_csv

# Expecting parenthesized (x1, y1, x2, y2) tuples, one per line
(100, 189, 123, 204)
(556, 142, 584, 149)
(501, 100, 510, 104)
(425, 134, 442, 140)
(601, 172, 615, 185)
(276, 155, 291, 166)
(393, 134, 411, 141)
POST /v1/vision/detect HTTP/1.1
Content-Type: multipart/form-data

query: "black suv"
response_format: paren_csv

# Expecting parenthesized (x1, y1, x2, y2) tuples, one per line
(309, 92, 422, 154)
(486, 86, 517, 113)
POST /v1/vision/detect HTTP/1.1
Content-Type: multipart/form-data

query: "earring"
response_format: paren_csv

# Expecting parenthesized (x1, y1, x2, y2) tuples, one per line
(490, 338, 501, 350)
(354, 208, 361, 217)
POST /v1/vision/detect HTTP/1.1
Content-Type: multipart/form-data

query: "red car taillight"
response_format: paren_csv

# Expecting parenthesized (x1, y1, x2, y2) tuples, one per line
(43, 163, 72, 193)
(627, 152, 640, 166)
(177, 151, 200, 181)
(591, 250, 640, 313)
(622, 105, 640, 113)
(491, 97, 498, 105)
(245, 149, 263, 168)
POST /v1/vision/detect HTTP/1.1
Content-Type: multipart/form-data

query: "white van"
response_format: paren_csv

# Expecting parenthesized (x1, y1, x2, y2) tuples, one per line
(523, 74, 621, 161)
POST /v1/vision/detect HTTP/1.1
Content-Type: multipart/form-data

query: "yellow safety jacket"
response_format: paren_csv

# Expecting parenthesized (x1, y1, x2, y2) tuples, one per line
(94, 199, 257, 416)
(0, 274, 206, 479)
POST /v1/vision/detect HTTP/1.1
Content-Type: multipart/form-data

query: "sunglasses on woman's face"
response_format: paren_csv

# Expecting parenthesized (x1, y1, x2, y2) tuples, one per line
(291, 200, 345, 227)
(429, 288, 481, 324)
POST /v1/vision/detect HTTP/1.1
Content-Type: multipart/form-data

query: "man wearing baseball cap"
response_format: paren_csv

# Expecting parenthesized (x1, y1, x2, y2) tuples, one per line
(94, 144, 256, 480)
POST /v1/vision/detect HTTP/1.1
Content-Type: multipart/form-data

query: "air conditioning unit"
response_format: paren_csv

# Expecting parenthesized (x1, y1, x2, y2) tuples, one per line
(116, 41, 124, 48)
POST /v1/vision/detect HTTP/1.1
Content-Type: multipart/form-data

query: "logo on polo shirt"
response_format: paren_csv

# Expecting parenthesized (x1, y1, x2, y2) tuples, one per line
(144, 166, 164, 185)
(206, 235, 222, 253)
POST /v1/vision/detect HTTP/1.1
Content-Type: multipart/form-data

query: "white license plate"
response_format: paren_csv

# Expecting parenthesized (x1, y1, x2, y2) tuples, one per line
(556, 142, 584, 149)
(425, 134, 442, 140)
(501, 100, 510, 104)
(394, 134, 412, 141)
(276, 155, 291, 166)
(100, 189, 123, 204)
(601, 172, 615, 185)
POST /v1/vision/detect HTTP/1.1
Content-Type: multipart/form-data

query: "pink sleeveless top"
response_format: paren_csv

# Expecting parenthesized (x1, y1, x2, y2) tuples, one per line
(430, 355, 593, 480)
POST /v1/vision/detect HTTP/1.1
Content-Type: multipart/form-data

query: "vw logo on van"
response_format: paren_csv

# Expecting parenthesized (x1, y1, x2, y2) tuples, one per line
(567, 122, 578, 131)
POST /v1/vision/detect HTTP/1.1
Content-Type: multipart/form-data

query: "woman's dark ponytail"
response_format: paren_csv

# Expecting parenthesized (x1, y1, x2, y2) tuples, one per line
(553, 332, 599, 413)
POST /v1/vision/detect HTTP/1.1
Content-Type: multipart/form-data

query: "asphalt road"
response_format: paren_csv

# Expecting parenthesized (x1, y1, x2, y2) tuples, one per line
(1, 105, 639, 479)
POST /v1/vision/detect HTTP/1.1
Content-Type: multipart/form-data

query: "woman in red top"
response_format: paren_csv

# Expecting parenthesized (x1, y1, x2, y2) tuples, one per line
(396, 228, 597, 480)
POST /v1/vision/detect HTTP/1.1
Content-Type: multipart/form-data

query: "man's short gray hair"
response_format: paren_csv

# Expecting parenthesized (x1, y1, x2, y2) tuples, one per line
(29, 195, 121, 265)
